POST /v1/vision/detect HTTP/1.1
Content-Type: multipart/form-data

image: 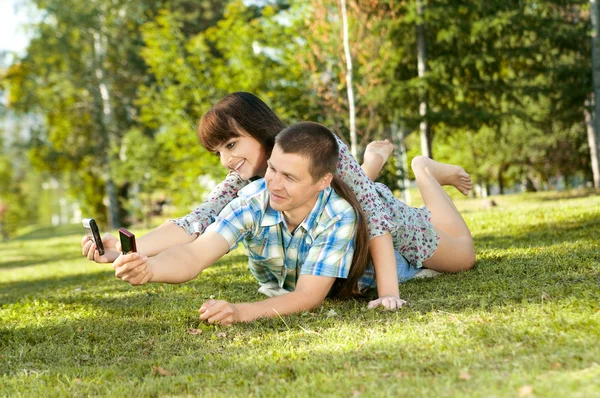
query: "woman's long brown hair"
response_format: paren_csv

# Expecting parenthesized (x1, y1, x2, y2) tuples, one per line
(328, 176, 370, 298)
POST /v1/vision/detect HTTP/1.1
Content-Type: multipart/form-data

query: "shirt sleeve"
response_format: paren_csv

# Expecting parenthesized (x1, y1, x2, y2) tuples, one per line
(300, 207, 356, 279)
(205, 196, 257, 252)
(171, 172, 248, 235)
(333, 136, 395, 239)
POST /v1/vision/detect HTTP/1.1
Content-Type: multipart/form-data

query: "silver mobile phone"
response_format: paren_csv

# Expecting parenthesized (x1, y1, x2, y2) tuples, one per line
(82, 218, 105, 256)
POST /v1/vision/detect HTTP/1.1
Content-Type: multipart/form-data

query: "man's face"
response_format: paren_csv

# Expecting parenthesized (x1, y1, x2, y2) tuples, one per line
(265, 145, 331, 217)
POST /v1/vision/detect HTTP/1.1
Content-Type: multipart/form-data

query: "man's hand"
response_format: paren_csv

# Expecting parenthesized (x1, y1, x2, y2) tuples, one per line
(113, 252, 152, 286)
(199, 300, 240, 326)
(367, 296, 407, 311)
(82, 233, 120, 263)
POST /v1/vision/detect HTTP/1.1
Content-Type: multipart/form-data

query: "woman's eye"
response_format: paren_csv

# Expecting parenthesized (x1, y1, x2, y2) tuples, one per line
(226, 142, 235, 149)
(214, 152, 221, 157)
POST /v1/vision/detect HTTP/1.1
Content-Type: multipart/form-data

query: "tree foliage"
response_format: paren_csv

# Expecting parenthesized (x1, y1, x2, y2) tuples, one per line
(0, 0, 596, 231)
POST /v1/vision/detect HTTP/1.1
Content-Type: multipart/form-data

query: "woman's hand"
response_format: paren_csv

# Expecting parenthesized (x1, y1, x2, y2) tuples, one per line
(367, 296, 407, 311)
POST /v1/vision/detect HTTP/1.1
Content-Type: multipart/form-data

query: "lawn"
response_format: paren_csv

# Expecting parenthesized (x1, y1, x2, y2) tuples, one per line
(1, 191, 599, 397)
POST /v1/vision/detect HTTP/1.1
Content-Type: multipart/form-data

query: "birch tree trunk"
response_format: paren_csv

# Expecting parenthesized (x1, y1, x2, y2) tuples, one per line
(340, 0, 358, 159)
(584, 102, 600, 188)
(93, 28, 120, 228)
(392, 115, 411, 205)
(589, 0, 600, 188)
(416, 0, 432, 159)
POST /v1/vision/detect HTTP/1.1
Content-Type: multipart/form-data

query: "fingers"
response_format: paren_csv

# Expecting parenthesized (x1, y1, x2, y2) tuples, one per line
(367, 296, 407, 311)
(114, 252, 149, 284)
(383, 297, 406, 311)
(102, 233, 118, 245)
(121, 263, 151, 285)
(367, 298, 383, 309)
(199, 300, 234, 326)
(114, 252, 146, 274)
(199, 299, 217, 315)
(82, 238, 91, 256)
(85, 241, 98, 261)
(383, 297, 397, 310)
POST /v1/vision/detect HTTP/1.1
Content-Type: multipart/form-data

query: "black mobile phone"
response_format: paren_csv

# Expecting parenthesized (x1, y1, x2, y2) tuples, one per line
(119, 228, 137, 254)
(82, 218, 105, 256)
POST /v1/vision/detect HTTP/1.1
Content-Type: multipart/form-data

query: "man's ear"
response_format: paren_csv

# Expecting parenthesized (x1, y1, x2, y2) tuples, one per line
(317, 173, 334, 190)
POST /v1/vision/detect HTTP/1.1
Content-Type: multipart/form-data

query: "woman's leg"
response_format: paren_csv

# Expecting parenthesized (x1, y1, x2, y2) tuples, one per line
(411, 156, 476, 272)
(361, 140, 395, 181)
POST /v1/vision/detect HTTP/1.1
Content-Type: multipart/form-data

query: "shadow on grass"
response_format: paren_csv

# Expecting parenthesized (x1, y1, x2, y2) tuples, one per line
(0, 270, 116, 306)
(0, 253, 253, 308)
(476, 212, 600, 250)
(13, 224, 84, 241)
(0, 252, 83, 271)
(0, 294, 597, 397)
(534, 189, 600, 201)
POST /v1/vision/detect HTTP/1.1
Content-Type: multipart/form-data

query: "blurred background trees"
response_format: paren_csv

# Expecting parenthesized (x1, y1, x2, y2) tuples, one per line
(0, 0, 596, 235)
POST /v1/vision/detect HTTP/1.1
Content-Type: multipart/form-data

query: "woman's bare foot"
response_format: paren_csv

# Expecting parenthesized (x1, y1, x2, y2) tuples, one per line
(361, 139, 396, 181)
(411, 156, 472, 195)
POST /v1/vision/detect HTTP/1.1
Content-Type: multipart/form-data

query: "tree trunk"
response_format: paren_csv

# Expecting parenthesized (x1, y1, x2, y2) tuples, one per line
(340, 0, 358, 159)
(93, 29, 120, 228)
(392, 115, 411, 205)
(416, 0, 432, 159)
(590, 0, 600, 188)
(584, 102, 599, 188)
(498, 165, 505, 195)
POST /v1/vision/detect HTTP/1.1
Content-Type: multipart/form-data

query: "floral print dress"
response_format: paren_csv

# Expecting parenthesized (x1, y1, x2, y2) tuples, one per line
(172, 136, 439, 268)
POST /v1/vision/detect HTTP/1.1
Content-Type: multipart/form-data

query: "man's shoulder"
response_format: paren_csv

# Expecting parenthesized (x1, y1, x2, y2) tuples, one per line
(238, 179, 267, 199)
(317, 188, 356, 226)
(236, 179, 269, 213)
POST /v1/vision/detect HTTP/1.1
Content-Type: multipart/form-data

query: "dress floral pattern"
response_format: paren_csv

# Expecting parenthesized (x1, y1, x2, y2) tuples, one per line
(172, 136, 439, 269)
(333, 136, 439, 269)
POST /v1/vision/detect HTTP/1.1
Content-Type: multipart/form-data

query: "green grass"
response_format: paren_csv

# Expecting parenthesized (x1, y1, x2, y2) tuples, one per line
(1, 190, 599, 397)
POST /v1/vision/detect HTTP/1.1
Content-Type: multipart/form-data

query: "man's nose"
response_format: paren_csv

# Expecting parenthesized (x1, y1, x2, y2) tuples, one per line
(267, 172, 282, 188)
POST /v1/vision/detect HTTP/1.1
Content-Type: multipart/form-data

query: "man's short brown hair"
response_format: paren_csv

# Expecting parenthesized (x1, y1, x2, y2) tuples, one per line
(274, 122, 339, 182)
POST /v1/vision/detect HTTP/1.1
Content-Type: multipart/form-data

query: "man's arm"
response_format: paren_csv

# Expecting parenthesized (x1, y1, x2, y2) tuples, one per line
(114, 231, 230, 285)
(199, 274, 335, 325)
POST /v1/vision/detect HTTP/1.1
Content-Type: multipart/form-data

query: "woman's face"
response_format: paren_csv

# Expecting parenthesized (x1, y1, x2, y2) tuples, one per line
(213, 133, 269, 180)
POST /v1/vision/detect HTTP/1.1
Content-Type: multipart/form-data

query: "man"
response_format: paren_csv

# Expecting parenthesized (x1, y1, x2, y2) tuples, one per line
(113, 122, 368, 325)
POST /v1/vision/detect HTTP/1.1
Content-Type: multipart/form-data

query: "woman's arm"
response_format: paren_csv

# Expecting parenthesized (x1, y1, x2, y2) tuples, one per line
(170, 172, 247, 235)
(136, 172, 247, 257)
(135, 220, 197, 257)
(334, 137, 404, 309)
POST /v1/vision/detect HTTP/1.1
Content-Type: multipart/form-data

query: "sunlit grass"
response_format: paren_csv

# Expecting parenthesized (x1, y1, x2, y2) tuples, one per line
(1, 190, 599, 397)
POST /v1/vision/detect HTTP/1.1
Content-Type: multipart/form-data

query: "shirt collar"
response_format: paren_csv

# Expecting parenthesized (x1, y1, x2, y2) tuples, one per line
(261, 202, 284, 227)
(299, 187, 331, 239)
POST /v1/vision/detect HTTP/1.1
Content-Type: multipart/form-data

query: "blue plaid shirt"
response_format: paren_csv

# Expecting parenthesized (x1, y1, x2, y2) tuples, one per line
(205, 179, 357, 291)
